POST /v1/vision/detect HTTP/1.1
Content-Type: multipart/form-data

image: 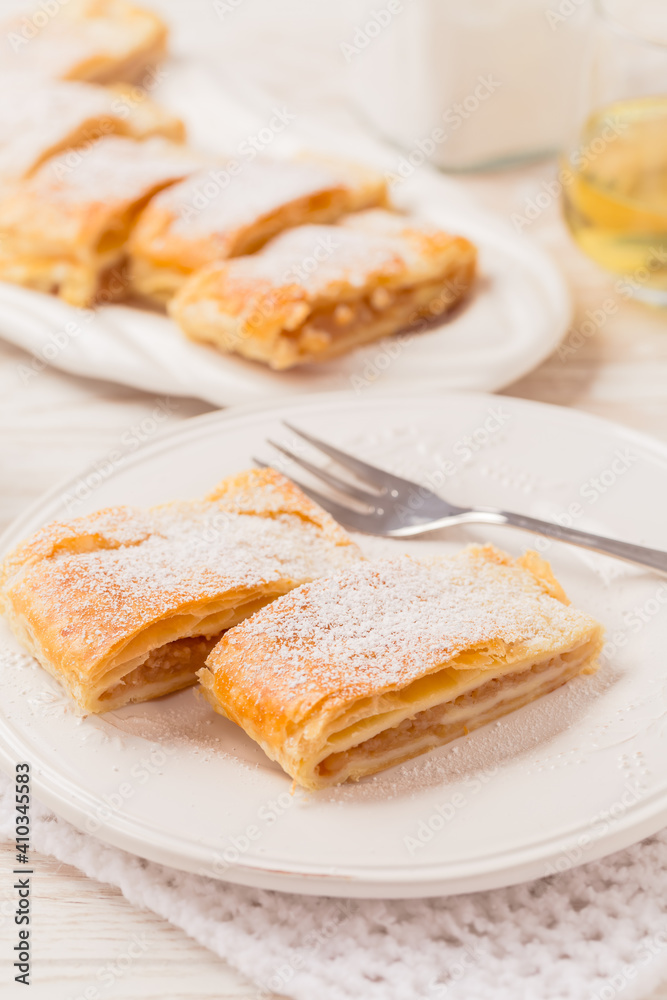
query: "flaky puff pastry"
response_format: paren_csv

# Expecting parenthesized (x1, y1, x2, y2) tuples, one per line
(128, 157, 388, 303)
(2, 0, 168, 85)
(169, 208, 477, 369)
(0, 135, 203, 306)
(0, 77, 185, 183)
(0, 469, 361, 715)
(199, 545, 604, 789)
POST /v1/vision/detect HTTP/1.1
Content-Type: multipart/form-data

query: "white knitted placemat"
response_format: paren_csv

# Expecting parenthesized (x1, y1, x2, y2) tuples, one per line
(1, 771, 666, 1000)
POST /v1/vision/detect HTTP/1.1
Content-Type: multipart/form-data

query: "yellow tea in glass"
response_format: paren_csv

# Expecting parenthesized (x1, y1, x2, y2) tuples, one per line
(562, 0, 667, 303)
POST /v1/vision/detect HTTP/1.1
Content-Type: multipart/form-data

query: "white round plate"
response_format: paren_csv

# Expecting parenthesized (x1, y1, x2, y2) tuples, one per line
(0, 177, 569, 407)
(1, 391, 666, 898)
(0, 58, 571, 405)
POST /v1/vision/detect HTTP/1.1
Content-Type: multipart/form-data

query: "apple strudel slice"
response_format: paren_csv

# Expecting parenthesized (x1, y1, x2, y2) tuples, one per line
(0, 77, 185, 182)
(0, 135, 203, 306)
(169, 209, 477, 369)
(199, 545, 604, 790)
(2, 0, 168, 85)
(128, 157, 388, 302)
(0, 468, 360, 714)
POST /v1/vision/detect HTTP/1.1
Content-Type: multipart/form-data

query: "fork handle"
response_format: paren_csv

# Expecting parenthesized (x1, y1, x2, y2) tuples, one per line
(462, 507, 667, 575)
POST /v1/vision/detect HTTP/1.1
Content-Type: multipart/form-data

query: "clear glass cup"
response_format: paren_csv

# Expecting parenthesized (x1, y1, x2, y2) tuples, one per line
(561, 0, 667, 304)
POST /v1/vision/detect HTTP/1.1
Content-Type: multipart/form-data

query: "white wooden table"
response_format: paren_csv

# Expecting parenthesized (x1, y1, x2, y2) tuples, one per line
(1, 163, 666, 999)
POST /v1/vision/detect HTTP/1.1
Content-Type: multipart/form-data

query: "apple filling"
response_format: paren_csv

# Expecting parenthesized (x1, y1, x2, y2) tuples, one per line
(313, 644, 598, 786)
(278, 276, 464, 367)
(99, 632, 222, 708)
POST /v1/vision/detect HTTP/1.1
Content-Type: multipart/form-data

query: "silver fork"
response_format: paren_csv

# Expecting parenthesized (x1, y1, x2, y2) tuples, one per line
(256, 423, 667, 576)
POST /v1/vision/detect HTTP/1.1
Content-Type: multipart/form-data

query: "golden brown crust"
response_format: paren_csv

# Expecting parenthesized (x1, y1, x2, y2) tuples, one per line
(169, 209, 477, 369)
(0, 78, 185, 184)
(0, 135, 203, 306)
(104, 83, 186, 143)
(200, 545, 604, 788)
(128, 157, 388, 302)
(204, 467, 353, 545)
(0, 468, 360, 713)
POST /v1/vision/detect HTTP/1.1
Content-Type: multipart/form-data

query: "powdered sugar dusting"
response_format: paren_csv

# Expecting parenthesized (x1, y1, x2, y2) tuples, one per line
(3, 36, 123, 81)
(0, 78, 119, 178)
(161, 159, 351, 239)
(216, 548, 600, 703)
(1, 6, 151, 78)
(215, 224, 406, 293)
(5, 485, 359, 665)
